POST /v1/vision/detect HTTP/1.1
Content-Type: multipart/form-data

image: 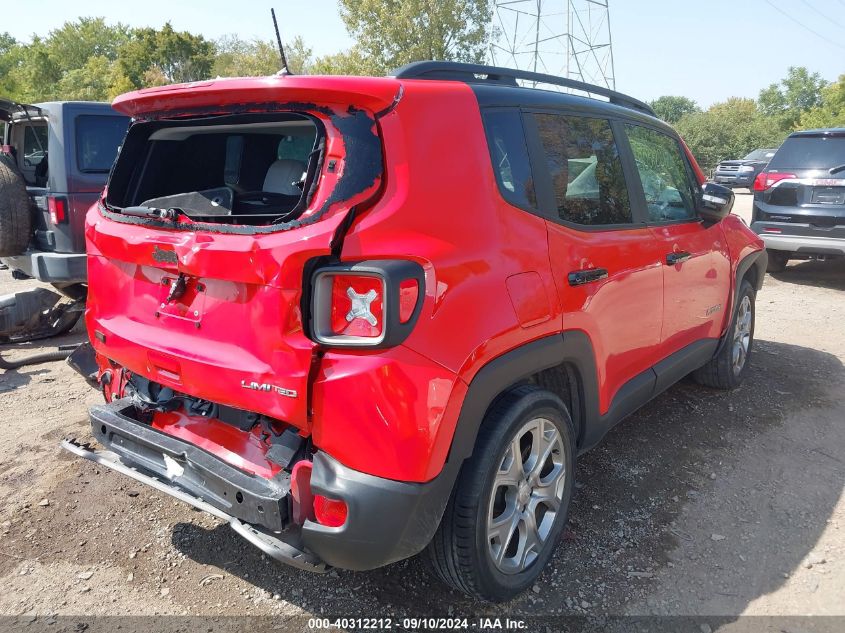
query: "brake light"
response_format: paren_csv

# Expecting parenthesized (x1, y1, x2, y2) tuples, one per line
(310, 260, 424, 348)
(48, 195, 68, 224)
(753, 172, 796, 192)
(313, 494, 348, 527)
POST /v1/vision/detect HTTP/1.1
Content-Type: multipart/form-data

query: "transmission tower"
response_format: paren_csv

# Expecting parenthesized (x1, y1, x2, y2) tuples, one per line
(490, 0, 616, 89)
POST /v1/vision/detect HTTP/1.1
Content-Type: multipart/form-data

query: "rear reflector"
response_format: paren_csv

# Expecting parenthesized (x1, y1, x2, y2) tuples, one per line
(48, 196, 68, 224)
(313, 494, 348, 527)
(762, 228, 782, 233)
(398, 279, 419, 323)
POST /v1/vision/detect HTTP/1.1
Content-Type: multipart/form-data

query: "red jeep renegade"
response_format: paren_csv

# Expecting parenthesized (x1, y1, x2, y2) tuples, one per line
(63, 62, 766, 602)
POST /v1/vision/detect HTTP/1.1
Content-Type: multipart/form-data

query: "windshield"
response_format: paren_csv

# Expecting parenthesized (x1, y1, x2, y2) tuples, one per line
(767, 136, 845, 170)
(743, 148, 777, 161)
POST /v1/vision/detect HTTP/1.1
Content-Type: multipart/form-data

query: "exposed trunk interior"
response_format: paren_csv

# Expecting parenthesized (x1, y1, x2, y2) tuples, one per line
(106, 113, 323, 226)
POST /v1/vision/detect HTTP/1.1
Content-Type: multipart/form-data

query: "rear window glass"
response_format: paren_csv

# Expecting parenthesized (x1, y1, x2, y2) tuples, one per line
(481, 109, 537, 210)
(76, 115, 130, 172)
(532, 113, 632, 226)
(767, 136, 845, 170)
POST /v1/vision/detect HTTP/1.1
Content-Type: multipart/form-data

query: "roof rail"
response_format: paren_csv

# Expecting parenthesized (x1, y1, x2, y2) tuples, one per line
(391, 61, 656, 117)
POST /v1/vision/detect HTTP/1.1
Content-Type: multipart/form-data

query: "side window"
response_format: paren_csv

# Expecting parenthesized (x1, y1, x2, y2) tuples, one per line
(624, 124, 697, 222)
(531, 113, 632, 226)
(23, 124, 48, 169)
(481, 110, 537, 210)
(75, 115, 130, 172)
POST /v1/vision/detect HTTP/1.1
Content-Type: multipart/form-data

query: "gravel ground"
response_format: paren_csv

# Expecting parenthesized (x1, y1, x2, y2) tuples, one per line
(0, 193, 843, 630)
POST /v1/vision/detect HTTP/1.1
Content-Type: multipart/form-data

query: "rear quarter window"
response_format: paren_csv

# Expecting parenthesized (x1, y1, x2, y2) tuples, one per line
(481, 109, 537, 210)
(76, 115, 130, 172)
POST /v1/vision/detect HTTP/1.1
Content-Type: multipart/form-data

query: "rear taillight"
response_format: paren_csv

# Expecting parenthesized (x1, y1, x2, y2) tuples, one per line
(47, 195, 68, 224)
(753, 172, 796, 192)
(311, 260, 424, 348)
(329, 274, 385, 339)
(313, 494, 348, 527)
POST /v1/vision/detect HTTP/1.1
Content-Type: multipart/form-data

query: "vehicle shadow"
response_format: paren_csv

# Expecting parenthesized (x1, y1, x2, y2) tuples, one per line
(172, 338, 844, 619)
(768, 258, 845, 291)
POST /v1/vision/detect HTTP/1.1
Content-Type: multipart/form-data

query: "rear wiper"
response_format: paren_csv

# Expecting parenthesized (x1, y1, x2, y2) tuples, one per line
(829, 164, 845, 175)
(121, 206, 178, 221)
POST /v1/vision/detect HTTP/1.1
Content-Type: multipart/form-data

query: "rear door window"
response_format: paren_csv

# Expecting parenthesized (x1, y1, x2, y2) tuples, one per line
(624, 124, 697, 222)
(530, 113, 632, 226)
(76, 115, 130, 172)
(481, 109, 537, 210)
(767, 135, 845, 171)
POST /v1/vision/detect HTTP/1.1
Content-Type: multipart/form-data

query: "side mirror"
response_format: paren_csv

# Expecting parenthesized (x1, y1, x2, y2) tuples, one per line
(698, 182, 734, 222)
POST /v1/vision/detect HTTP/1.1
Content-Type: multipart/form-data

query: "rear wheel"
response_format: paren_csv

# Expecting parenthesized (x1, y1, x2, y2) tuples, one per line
(766, 249, 789, 273)
(427, 385, 575, 602)
(693, 279, 755, 390)
(0, 161, 32, 257)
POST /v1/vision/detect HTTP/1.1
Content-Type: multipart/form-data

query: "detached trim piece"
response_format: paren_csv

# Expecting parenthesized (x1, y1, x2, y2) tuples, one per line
(60, 438, 327, 573)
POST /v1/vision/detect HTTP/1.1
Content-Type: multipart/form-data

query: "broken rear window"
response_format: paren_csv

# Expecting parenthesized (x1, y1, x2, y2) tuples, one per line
(105, 113, 323, 226)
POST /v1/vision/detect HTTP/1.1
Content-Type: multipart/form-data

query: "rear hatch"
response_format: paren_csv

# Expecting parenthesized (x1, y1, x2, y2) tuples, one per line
(87, 76, 399, 431)
(754, 130, 845, 232)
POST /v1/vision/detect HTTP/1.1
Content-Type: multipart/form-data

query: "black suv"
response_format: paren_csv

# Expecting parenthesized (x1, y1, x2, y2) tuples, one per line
(751, 129, 845, 272)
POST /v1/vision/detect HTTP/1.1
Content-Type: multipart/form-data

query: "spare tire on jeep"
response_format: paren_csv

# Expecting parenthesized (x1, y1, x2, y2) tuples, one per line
(0, 159, 32, 257)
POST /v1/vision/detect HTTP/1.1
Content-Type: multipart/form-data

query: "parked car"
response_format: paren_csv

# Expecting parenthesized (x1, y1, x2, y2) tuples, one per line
(0, 99, 129, 295)
(713, 148, 779, 189)
(751, 128, 845, 272)
(62, 62, 766, 602)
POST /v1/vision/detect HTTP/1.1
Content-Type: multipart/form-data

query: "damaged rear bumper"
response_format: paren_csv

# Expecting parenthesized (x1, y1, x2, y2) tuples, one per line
(62, 398, 457, 572)
(60, 435, 326, 573)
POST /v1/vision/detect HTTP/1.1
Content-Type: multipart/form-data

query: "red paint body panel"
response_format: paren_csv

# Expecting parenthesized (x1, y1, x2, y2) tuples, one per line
(312, 345, 463, 482)
(342, 81, 562, 388)
(151, 410, 283, 479)
(721, 214, 766, 320)
(649, 221, 732, 356)
(86, 211, 346, 430)
(544, 223, 664, 414)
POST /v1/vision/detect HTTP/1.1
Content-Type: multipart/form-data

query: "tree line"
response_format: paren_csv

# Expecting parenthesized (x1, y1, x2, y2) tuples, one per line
(1, 2, 842, 172)
(0, 0, 491, 103)
(651, 67, 844, 171)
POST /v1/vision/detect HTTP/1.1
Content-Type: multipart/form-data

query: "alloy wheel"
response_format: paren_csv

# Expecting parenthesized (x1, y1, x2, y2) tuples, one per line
(486, 417, 566, 574)
(732, 295, 752, 375)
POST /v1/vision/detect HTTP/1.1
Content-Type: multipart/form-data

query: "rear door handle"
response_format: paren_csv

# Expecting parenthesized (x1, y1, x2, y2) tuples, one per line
(666, 251, 692, 265)
(568, 267, 608, 286)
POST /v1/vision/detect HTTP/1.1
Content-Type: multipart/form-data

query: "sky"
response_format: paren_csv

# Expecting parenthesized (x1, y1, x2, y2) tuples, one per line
(4, 0, 844, 107)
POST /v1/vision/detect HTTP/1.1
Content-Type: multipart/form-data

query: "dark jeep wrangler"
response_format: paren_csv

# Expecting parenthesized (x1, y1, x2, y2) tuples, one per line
(0, 99, 128, 289)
